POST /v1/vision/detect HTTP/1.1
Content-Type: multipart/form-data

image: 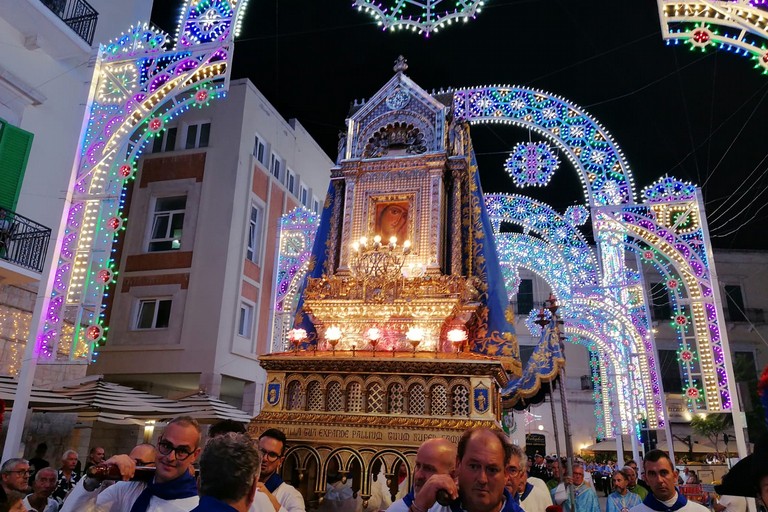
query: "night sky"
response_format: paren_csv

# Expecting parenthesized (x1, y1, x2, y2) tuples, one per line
(151, 1, 768, 250)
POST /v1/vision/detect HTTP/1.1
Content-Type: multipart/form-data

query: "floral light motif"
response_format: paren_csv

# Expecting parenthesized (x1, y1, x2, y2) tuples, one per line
(642, 176, 697, 203)
(505, 141, 560, 187)
(565, 205, 589, 226)
(353, 0, 486, 36)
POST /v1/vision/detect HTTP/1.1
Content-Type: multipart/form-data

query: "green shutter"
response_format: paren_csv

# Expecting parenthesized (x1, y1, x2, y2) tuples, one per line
(0, 119, 34, 211)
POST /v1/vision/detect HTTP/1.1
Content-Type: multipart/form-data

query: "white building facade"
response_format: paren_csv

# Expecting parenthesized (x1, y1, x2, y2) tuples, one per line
(88, 78, 332, 414)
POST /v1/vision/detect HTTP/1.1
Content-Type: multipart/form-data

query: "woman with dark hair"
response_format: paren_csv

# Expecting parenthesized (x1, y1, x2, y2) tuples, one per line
(606, 469, 642, 512)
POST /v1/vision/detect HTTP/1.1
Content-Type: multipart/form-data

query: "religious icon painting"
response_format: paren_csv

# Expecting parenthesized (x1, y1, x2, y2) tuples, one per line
(474, 386, 489, 413)
(267, 382, 281, 406)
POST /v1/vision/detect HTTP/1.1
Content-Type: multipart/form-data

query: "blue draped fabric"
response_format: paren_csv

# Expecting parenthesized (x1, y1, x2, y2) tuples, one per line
(502, 319, 565, 407)
(465, 148, 519, 367)
(292, 181, 339, 348)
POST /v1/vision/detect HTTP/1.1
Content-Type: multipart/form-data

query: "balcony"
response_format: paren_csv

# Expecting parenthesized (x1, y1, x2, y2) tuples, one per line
(0, 209, 51, 282)
(39, 0, 98, 45)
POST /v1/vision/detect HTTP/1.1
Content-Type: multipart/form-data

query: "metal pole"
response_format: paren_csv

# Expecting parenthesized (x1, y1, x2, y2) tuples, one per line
(549, 380, 562, 462)
(558, 365, 576, 512)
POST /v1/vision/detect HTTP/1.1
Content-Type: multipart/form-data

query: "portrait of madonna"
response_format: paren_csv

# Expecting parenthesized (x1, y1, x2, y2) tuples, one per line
(374, 201, 409, 242)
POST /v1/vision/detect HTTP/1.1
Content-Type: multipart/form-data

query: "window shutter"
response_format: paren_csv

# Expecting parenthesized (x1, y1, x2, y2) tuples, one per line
(0, 120, 34, 210)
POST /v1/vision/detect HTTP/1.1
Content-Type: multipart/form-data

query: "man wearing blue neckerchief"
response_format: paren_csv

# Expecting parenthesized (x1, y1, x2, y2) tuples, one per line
(256, 429, 305, 512)
(387, 438, 456, 512)
(61, 416, 201, 512)
(394, 427, 523, 512)
(629, 450, 707, 512)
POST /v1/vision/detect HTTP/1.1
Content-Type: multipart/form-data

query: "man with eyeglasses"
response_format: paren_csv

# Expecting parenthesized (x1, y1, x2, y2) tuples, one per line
(550, 464, 599, 512)
(507, 446, 552, 512)
(387, 438, 457, 512)
(61, 416, 201, 511)
(257, 428, 305, 512)
(1, 458, 31, 496)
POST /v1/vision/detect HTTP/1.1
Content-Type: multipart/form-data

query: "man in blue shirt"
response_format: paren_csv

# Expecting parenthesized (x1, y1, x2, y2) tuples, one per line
(192, 433, 261, 512)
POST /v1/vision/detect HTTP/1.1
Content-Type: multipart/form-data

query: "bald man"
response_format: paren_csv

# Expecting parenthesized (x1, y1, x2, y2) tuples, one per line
(387, 438, 457, 512)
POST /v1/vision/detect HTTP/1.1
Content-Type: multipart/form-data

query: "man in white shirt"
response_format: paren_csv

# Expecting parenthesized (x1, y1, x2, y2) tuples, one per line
(257, 428, 305, 512)
(511, 458, 552, 512)
(61, 416, 202, 512)
(629, 450, 708, 512)
(23, 467, 59, 512)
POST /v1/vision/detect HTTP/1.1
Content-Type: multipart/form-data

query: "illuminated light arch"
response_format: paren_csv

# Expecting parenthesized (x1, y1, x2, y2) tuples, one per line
(352, 0, 485, 37)
(454, 86, 636, 206)
(495, 228, 662, 432)
(33, 0, 245, 362)
(271, 207, 320, 353)
(566, 296, 662, 431)
(567, 328, 623, 438)
(486, 194, 599, 289)
(658, 0, 768, 74)
(596, 199, 730, 412)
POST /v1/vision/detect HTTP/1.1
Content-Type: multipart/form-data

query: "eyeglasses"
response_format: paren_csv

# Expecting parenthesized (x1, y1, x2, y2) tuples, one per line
(5, 469, 31, 476)
(259, 448, 282, 462)
(157, 439, 196, 461)
(134, 459, 155, 466)
(506, 466, 522, 476)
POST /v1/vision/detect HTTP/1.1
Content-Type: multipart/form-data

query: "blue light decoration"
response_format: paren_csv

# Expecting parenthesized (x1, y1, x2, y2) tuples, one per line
(33, 0, 244, 363)
(270, 207, 319, 352)
(641, 175, 697, 203)
(505, 141, 559, 187)
(657, 0, 768, 75)
(454, 86, 636, 206)
(564, 204, 589, 226)
(353, 0, 486, 37)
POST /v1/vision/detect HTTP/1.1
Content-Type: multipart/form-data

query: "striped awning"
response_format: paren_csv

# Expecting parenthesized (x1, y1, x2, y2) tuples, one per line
(0, 374, 86, 410)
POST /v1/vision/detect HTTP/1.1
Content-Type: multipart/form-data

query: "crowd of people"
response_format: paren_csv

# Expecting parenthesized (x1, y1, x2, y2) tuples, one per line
(1, 420, 766, 512)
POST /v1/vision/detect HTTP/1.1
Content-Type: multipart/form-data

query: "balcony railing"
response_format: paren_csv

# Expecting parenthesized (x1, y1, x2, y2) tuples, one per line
(0, 209, 51, 273)
(40, 0, 98, 45)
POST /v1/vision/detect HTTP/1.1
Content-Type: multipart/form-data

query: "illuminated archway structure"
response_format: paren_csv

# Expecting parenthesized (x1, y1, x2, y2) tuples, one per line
(454, 84, 742, 447)
(270, 207, 319, 353)
(657, 0, 768, 74)
(352, 0, 486, 36)
(31, 0, 246, 362)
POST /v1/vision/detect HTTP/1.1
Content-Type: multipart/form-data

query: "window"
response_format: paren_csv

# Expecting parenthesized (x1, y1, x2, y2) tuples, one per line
(149, 196, 186, 252)
(184, 122, 210, 149)
(270, 153, 282, 180)
(312, 197, 321, 214)
(300, 185, 308, 207)
(286, 169, 296, 195)
(650, 282, 671, 320)
(724, 285, 746, 322)
(136, 299, 172, 329)
(516, 279, 534, 315)
(246, 205, 263, 264)
(657, 349, 683, 393)
(253, 134, 266, 164)
(152, 127, 177, 153)
(238, 302, 253, 337)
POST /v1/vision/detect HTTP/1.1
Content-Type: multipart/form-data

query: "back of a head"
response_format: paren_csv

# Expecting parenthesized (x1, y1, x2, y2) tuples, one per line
(0, 490, 24, 512)
(199, 433, 261, 503)
(209, 420, 247, 438)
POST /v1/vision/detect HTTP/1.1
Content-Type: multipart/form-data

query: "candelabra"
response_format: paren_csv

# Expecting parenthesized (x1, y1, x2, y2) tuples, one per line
(349, 235, 411, 282)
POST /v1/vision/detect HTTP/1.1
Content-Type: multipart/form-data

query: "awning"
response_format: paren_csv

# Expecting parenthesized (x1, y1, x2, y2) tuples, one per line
(41, 375, 251, 424)
(0, 375, 86, 410)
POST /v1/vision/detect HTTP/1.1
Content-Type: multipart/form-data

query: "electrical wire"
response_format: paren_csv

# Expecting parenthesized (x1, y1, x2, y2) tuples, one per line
(707, 157, 768, 223)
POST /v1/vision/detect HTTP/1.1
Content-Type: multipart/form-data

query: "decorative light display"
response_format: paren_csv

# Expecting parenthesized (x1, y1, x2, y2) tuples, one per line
(270, 207, 319, 352)
(564, 205, 589, 226)
(353, 0, 485, 37)
(454, 86, 636, 206)
(27, 0, 242, 364)
(642, 176, 697, 203)
(505, 141, 560, 187)
(658, 1, 768, 75)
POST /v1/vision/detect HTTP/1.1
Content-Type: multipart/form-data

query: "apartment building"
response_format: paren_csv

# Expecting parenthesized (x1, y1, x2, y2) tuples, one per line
(88, 78, 332, 414)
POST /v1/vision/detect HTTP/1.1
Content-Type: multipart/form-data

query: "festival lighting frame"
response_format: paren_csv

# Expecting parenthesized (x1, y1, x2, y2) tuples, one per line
(30, 0, 244, 363)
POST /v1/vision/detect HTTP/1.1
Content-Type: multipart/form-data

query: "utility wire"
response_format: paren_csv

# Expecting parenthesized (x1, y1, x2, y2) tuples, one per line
(708, 156, 768, 223)
(711, 202, 768, 238)
(710, 176, 768, 233)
